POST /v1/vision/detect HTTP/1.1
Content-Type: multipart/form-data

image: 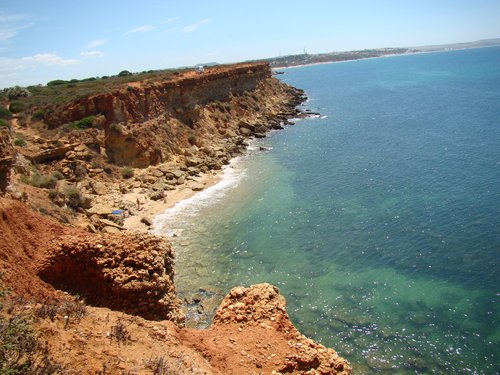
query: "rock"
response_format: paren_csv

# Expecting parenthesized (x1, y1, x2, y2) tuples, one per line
(151, 180, 166, 191)
(189, 182, 205, 191)
(151, 169, 164, 178)
(172, 170, 184, 179)
(187, 166, 200, 176)
(80, 194, 93, 209)
(98, 218, 123, 230)
(238, 122, 256, 132)
(149, 191, 164, 201)
(254, 133, 266, 138)
(26, 143, 78, 163)
(141, 216, 153, 226)
(76, 179, 91, 190)
(201, 146, 216, 157)
(176, 176, 185, 185)
(128, 208, 139, 216)
(185, 158, 201, 167)
(86, 203, 114, 216)
(213, 284, 351, 374)
(239, 127, 252, 136)
(91, 181, 108, 195)
(102, 226, 121, 233)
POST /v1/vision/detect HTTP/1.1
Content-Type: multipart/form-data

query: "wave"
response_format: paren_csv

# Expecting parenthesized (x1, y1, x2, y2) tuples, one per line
(152, 157, 247, 236)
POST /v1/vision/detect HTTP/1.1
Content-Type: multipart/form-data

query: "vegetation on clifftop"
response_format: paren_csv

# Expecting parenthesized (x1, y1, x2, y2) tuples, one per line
(0, 67, 192, 119)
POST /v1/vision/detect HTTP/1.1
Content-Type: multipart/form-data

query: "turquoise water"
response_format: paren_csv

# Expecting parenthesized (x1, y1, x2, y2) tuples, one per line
(155, 47, 500, 373)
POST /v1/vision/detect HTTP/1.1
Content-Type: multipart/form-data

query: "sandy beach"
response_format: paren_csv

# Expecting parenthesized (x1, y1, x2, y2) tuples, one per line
(122, 170, 222, 233)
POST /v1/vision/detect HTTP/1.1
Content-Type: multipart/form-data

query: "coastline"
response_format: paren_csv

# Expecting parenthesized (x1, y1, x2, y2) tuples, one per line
(122, 169, 223, 233)
(273, 44, 500, 71)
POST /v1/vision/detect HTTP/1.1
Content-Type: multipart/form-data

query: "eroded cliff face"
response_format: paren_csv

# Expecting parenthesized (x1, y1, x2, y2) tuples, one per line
(37, 233, 184, 324)
(42, 63, 303, 168)
(0, 128, 14, 191)
(0, 197, 183, 323)
(0, 198, 352, 373)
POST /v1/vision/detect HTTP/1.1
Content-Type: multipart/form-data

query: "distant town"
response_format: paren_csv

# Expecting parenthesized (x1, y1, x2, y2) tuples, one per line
(256, 38, 500, 68)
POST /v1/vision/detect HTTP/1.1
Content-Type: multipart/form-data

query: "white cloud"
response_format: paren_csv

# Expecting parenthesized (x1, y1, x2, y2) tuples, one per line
(124, 25, 155, 35)
(80, 50, 104, 58)
(23, 53, 79, 66)
(161, 17, 179, 24)
(0, 13, 27, 23)
(182, 19, 210, 34)
(86, 39, 106, 49)
(0, 22, 33, 43)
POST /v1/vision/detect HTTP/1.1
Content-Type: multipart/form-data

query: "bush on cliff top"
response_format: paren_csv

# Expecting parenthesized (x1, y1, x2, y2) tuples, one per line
(64, 186, 83, 209)
(67, 115, 96, 130)
(30, 174, 58, 189)
(0, 107, 12, 120)
(121, 167, 134, 179)
(0, 119, 10, 129)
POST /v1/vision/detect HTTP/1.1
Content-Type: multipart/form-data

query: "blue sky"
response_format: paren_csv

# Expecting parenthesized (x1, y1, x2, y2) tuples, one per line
(1, 0, 500, 88)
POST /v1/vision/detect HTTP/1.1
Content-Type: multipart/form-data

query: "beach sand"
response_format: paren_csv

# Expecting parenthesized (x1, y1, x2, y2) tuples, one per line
(122, 171, 222, 233)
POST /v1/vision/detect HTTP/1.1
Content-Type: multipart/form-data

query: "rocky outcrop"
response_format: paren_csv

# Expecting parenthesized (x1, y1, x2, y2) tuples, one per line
(209, 284, 351, 374)
(37, 233, 184, 324)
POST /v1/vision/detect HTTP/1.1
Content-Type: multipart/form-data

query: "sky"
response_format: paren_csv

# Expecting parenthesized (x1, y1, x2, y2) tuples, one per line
(1, 0, 500, 88)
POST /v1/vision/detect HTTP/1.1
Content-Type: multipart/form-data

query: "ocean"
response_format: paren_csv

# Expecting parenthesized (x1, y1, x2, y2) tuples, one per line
(154, 47, 500, 373)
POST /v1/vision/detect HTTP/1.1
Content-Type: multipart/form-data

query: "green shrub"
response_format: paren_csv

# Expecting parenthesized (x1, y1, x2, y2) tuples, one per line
(31, 174, 57, 189)
(64, 186, 82, 209)
(51, 170, 64, 180)
(68, 115, 96, 130)
(5, 85, 31, 100)
(0, 119, 10, 129)
(8, 101, 25, 114)
(0, 296, 63, 372)
(74, 164, 87, 179)
(0, 107, 12, 120)
(121, 167, 134, 179)
(13, 137, 26, 147)
(32, 110, 45, 121)
(47, 79, 68, 86)
(118, 70, 132, 77)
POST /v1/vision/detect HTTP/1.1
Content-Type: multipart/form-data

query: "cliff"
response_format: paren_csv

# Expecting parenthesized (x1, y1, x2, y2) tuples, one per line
(0, 198, 351, 373)
(39, 63, 301, 168)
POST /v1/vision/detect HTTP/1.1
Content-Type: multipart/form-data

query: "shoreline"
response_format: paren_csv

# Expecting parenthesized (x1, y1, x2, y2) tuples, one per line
(122, 169, 223, 232)
(273, 44, 500, 71)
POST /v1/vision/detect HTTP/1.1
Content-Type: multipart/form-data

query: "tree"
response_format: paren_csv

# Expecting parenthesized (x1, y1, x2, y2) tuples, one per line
(118, 70, 132, 77)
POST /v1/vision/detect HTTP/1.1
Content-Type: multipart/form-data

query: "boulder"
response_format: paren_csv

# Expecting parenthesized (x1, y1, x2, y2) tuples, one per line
(187, 166, 200, 176)
(102, 226, 120, 233)
(189, 182, 205, 191)
(91, 181, 108, 195)
(239, 127, 252, 136)
(140, 216, 153, 226)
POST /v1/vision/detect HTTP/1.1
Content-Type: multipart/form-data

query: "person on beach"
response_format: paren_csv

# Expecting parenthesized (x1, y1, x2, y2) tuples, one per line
(136, 197, 143, 211)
